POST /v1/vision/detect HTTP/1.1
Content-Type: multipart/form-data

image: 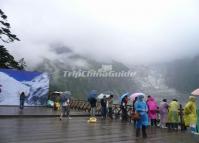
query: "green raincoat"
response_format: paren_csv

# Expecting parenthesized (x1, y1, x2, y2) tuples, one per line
(168, 100, 179, 123)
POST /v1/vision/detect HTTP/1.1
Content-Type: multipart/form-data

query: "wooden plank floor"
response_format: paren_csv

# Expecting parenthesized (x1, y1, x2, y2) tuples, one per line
(0, 117, 198, 143)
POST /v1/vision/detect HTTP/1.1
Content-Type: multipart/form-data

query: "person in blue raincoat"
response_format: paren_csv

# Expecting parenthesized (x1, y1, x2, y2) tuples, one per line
(135, 95, 148, 138)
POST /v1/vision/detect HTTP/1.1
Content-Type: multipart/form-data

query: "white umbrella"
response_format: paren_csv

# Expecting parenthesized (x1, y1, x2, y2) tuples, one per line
(97, 93, 110, 99)
(192, 88, 199, 96)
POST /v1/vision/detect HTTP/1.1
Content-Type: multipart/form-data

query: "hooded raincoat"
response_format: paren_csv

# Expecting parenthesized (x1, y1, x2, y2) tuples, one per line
(159, 101, 169, 124)
(168, 100, 179, 123)
(147, 96, 158, 119)
(135, 95, 149, 128)
(184, 96, 197, 126)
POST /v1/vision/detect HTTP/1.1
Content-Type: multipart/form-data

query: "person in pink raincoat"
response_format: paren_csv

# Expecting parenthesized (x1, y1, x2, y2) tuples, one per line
(147, 96, 158, 126)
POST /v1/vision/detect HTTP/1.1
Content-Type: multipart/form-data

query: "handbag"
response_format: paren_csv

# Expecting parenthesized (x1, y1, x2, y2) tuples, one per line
(132, 112, 140, 120)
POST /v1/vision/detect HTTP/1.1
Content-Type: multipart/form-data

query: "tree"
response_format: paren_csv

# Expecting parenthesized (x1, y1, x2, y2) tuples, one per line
(0, 9, 25, 69)
(18, 58, 27, 69)
(0, 45, 21, 69)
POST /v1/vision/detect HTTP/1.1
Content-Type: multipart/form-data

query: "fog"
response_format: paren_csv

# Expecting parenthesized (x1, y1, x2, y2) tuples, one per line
(1, 0, 199, 67)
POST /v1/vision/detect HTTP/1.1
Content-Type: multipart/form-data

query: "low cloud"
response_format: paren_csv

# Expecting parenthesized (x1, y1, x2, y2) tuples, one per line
(1, 0, 199, 67)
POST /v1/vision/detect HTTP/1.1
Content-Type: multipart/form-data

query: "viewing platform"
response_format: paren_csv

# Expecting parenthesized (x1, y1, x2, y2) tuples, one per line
(0, 100, 199, 143)
(0, 116, 198, 143)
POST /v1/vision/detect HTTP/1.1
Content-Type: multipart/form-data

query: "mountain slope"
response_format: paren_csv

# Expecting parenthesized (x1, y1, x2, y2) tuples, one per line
(33, 45, 199, 104)
(34, 46, 138, 99)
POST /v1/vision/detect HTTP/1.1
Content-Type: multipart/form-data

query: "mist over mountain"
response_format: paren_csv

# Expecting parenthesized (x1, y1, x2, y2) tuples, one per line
(165, 55, 199, 94)
(34, 45, 138, 100)
(33, 45, 198, 104)
(130, 56, 199, 104)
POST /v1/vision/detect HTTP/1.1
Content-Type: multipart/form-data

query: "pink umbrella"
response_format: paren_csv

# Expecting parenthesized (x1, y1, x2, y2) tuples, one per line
(191, 88, 199, 96)
(129, 92, 145, 101)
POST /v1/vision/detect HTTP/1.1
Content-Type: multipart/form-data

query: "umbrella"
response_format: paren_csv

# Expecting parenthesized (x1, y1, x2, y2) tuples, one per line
(97, 93, 110, 99)
(63, 91, 72, 98)
(191, 88, 199, 96)
(88, 90, 97, 99)
(129, 92, 145, 101)
(119, 92, 129, 103)
(60, 91, 72, 103)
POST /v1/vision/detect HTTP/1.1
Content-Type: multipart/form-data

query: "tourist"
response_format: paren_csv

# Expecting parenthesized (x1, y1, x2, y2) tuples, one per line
(132, 97, 138, 126)
(60, 97, 71, 120)
(135, 95, 148, 138)
(0, 84, 2, 93)
(108, 95, 114, 119)
(121, 96, 128, 121)
(88, 96, 97, 117)
(159, 99, 169, 128)
(19, 92, 26, 110)
(101, 95, 107, 119)
(184, 96, 197, 134)
(168, 99, 179, 130)
(147, 96, 158, 127)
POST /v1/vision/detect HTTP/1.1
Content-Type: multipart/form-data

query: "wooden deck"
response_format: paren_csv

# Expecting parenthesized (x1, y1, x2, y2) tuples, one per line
(0, 117, 198, 143)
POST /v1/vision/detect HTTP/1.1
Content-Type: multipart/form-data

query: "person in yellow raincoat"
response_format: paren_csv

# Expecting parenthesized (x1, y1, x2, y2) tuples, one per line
(183, 96, 197, 133)
(168, 99, 179, 130)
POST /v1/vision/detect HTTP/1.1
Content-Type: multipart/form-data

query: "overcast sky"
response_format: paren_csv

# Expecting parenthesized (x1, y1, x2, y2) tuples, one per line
(1, 0, 199, 67)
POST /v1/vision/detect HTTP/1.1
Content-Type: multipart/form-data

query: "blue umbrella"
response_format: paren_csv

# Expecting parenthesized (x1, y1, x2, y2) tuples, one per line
(87, 90, 97, 100)
(59, 91, 72, 104)
(119, 92, 129, 103)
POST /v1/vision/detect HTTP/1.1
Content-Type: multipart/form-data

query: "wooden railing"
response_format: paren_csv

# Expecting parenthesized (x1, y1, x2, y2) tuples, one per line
(70, 99, 133, 118)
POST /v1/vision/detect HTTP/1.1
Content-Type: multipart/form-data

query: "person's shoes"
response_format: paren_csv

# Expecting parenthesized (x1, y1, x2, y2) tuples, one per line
(60, 117, 62, 120)
(193, 132, 199, 135)
(161, 126, 167, 129)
